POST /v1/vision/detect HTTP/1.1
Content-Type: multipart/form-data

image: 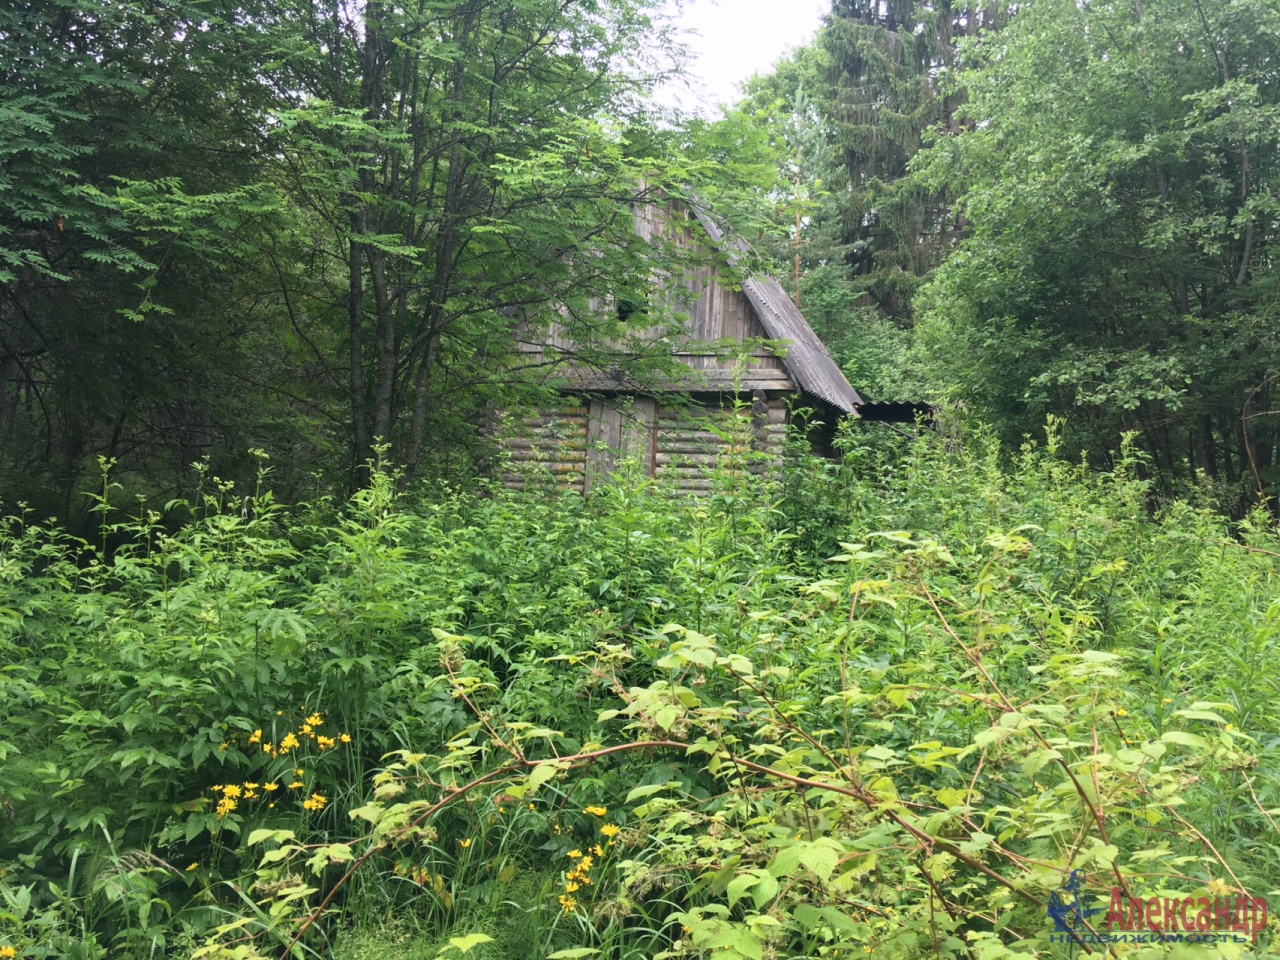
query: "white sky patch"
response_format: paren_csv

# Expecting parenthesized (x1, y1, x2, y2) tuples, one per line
(655, 0, 828, 116)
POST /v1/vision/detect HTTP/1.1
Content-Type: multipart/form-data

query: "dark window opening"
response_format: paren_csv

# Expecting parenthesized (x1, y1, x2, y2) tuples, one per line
(616, 293, 646, 324)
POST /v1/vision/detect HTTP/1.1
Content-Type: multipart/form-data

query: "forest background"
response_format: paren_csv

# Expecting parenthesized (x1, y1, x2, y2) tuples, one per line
(4, 0, 1277, 518)
(4, 0, 1280, 958)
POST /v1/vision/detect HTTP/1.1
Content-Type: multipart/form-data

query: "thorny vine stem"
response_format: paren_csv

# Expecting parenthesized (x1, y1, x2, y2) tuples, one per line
(918, 580, 1134, 902)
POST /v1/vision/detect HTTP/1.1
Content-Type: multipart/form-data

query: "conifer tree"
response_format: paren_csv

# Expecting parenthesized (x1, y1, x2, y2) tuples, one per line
(816, 0, 1004, 322)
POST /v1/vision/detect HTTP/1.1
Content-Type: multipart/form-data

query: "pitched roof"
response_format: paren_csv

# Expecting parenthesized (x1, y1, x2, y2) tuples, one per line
(688, 205, 863, 414)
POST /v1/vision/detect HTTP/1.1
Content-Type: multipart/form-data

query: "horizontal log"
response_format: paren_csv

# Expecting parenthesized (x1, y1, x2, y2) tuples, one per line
(503, 457, 585, 469)
(503, 439, 587, 451)
(656, 436, 741, 448)
(502, 474, 584, 486)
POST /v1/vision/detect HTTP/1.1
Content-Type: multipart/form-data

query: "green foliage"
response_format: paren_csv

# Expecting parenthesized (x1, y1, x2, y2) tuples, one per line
(0, 0, 761, 514)
(0, 0, 339, 522)
(916, 0, 1280, 503)
(4, 430, 1280, 957)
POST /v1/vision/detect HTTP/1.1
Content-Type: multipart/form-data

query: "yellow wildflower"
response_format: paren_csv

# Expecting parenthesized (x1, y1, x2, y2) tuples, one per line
(498, 806, 505, 814)
(211, 784, 223, 793)
(276, 710, 284, 716)
(339, 733, 352, 744)
(1115, 708, 1128, 718)
(0, 946, 16, 959)
(565, 881, 580, 893)
(600, 823, 620, 838)
(1162, 697, 1172, 704)
(567, 849, 582, 859)
(216, 797, 237, 818)
(1226, 723, 1237, 732)
(558, 894, 577, 914)
(579, 856, 594, 871)
(307, 713, 324, 727)
(592, 844, 604, 857)
(1207, 878, 1231, 896)
(186, 862, 199, 872)
(584, 805, 607, 817)
(528, 803, 535, 810)
(459, 838, 473, 849)
(317, 735, 336, 750)
(280, 732, 300, 753)
(264, 782, 279, 792)
(302, 793, 328, 812)
(248, 729, 262, 744)
(218, 742, 228, 751)
(243, 782, 259, 790)
(222, 784, 242, 799)
(295, 768, 304, 776)
(300, 723, 313, 736)
(289, 781, 304, 789)
(263, 742, 273, 754)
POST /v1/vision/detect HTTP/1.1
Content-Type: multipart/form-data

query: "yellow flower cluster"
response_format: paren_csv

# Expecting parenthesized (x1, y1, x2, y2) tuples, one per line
(211, 780, 283, 817)
(555, 815, 621, 914)
(0, 946, 16, 958)
(204, 713, 352, 818)
(563, 848, 594, 910)
(227, 712, 351, 760)
(210, 776, 322, 817)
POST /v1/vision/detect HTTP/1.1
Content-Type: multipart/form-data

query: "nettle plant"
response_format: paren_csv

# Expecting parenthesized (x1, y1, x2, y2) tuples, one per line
(195, 522, 1270, 960)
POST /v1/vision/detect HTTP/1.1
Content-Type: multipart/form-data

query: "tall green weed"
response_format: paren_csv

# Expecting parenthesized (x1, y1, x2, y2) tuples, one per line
(2, 427, 1279, 957)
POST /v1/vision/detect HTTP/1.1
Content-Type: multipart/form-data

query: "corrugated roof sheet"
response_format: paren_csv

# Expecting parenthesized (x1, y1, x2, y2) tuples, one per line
(689, 205, 863, 414)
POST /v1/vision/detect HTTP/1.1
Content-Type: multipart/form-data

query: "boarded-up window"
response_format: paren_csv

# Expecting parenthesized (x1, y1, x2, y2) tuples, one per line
(584, 397, 657, 495)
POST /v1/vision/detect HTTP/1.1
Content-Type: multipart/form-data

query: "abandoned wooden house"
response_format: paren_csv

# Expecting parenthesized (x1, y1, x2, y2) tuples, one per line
(487, 200, 865, 494)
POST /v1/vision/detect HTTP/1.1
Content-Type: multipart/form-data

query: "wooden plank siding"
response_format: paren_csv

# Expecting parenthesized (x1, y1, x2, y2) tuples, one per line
(514, 203, 796, 396)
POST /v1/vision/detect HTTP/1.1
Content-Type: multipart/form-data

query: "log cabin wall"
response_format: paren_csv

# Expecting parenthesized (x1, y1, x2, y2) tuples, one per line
(489, 197, 862, 494)
(488, 402, 589, 492)
(491, 393, 789, 496)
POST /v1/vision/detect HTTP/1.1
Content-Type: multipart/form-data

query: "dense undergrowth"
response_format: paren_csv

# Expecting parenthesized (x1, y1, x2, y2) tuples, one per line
(3, 424, 1280, 959)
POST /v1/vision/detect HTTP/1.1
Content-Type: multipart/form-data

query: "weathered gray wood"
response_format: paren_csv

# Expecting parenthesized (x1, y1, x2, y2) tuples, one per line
(582, 396, 658, 494)
(485, 402, 590, 493)
(487, 198, 858, 495)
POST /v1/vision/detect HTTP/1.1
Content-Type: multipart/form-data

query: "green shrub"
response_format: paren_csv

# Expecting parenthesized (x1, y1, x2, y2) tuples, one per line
(3, 428, 1279, 957)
